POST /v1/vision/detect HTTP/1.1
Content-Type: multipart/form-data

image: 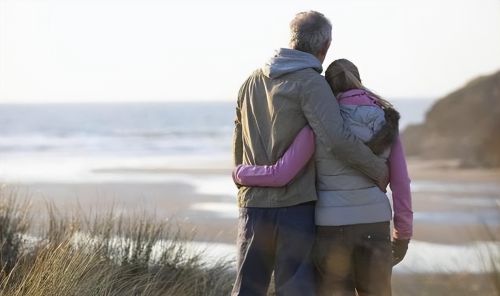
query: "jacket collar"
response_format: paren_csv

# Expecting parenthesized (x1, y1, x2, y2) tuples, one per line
(262, 48, 323, 79)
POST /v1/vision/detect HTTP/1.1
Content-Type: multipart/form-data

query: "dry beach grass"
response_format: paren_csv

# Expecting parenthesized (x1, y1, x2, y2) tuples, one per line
(0, 188, 234, 296)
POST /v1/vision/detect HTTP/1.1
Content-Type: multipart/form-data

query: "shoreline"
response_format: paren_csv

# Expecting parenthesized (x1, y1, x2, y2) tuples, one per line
(91, 158, 500, 181)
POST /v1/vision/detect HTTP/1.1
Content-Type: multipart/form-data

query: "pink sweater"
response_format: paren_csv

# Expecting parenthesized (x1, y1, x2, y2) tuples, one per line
(233, 96, 413, 240)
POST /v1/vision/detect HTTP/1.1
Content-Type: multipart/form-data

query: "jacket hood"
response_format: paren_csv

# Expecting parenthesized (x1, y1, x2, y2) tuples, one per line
(262, 48, 323, 79)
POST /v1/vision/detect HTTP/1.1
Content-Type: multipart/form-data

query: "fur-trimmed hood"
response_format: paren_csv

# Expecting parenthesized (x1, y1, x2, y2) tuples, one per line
(366, 107, 401, 155)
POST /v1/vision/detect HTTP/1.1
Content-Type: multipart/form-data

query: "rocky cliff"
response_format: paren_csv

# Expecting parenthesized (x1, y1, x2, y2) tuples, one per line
(402, 70, 500, 167)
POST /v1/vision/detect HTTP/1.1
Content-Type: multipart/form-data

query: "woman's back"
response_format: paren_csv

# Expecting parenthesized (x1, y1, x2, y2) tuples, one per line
(315, 89, 393, 226)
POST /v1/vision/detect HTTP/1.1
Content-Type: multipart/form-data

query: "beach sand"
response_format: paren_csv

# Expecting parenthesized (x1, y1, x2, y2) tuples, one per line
(407, 158, 500, 182)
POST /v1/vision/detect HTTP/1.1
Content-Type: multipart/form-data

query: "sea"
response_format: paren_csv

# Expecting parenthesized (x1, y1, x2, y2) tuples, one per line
(0, 101, 235, 183)
(0, 99, 433, 184)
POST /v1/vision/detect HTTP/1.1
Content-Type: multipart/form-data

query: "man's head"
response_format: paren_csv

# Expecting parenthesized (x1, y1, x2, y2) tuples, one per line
(289, 11, 332, 63)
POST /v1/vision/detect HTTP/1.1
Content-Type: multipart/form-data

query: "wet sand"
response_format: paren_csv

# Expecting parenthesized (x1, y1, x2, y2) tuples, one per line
(7, 158, 500, 245)
(408, 159, 500, 243)
(9, 181, 239, 243)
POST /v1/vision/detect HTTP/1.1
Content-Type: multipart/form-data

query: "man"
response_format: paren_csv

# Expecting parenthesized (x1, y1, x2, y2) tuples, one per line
(231, 11, 388, 296)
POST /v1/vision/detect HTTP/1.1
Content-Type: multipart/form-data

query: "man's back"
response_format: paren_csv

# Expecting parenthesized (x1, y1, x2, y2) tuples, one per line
(234, 66, 322, 208)
(231, 50, 324, 296)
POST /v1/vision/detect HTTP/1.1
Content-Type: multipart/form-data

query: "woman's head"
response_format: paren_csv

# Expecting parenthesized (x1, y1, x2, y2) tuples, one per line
(325, 59, 363, 96)
(325, 58, 393, 109)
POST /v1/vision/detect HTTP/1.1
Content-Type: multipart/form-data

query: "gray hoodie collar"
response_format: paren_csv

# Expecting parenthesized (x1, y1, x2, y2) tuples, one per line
(262, 48, 323, 79)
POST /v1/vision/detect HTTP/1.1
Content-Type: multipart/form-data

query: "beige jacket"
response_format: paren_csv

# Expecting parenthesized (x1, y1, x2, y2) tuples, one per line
(232, 48, 388, 208)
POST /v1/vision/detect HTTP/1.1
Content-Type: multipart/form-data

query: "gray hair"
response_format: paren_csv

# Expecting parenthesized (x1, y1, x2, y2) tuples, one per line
(289, 11, 332, 56)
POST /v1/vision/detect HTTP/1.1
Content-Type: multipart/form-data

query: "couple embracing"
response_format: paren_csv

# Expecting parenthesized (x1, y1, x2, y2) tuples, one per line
(231, 11, 413, 296)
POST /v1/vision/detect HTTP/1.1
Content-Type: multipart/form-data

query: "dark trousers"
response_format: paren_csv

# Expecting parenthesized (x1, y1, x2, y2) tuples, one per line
(231, 202, 316, 296)
(314, 222, 392, 296)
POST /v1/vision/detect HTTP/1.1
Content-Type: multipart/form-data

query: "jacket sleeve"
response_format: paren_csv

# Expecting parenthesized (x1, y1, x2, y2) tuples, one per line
(388, 136, 413, 239)
(232, 90, 243, 168)
(300, 75, 388, 184)
(233, 125, 315, 187)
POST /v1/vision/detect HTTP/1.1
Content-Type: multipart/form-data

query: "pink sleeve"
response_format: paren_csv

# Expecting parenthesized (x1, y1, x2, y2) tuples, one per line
(232, 126, 315, 187)
(388, 135, 413, 239)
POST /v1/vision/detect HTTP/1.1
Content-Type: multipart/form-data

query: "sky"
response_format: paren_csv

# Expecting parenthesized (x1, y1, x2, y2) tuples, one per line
(1, 0, 500, 103)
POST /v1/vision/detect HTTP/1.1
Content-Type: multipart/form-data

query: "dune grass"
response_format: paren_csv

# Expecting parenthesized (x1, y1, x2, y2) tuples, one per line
(0, 187, 234, 296)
